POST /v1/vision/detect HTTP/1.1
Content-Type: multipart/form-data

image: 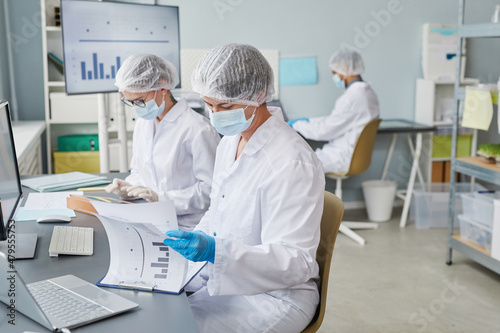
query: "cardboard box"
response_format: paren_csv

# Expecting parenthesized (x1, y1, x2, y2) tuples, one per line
(432, 161, 444, 183)
(49, 92, 98, 123)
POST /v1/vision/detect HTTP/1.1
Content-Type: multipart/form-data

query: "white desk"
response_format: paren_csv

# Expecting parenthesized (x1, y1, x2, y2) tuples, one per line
(12, 121, 46, 175)
(378, 119, 434, 227)
(302, 119, 434, 228)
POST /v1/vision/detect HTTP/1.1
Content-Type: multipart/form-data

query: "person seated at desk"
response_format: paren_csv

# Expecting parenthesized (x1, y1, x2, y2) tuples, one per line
(287, 50, 380, 174)
(162, 43, 325, 333)
(106, 54, 221, 230)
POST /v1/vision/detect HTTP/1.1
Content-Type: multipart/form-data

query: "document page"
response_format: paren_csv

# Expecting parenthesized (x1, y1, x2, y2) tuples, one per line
(91, 200, 178, 233)
(24, 191, 83, 210)
(97, 215, 188, 293)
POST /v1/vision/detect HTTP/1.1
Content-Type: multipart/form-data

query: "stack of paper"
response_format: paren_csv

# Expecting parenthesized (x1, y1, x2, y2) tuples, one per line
(22, 172, 110, 192)
(15, 191, 81, 221)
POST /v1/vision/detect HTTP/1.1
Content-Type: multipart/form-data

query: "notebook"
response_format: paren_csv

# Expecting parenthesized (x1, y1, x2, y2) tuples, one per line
(0, 252, 138, 331)
(22, 172, 110, 193)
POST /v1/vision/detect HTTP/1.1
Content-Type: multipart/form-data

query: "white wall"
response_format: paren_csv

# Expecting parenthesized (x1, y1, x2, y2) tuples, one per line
(3, 0, 44, 121)
(0, 0, 11, 102)
(5, 0, 500, 200)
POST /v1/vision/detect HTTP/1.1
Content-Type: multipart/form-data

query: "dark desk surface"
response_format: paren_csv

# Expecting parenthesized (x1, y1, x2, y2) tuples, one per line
(378, 119, 434, 134)
(280, 104, 433, 135)
(0, 176, 199, 333)
(297, 118, 434, 150)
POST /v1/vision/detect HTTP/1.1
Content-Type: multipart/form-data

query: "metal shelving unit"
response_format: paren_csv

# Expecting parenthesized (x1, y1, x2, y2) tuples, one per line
(447, 0, 500, 274)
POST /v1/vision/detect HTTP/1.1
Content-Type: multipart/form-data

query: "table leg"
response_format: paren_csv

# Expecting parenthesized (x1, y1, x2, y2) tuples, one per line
(400, 132, 423, 228)
(381, 134, 397, 180)
(406, 133, 426, 187)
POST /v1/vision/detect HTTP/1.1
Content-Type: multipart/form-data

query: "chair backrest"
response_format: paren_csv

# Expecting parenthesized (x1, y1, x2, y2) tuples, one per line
(301, 191, 344, 333)
(347, 118, 381, 175)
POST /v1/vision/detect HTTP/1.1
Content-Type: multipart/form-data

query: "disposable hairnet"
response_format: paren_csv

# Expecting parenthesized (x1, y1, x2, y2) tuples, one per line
(329, 50, 365, 76)
(191, 43, 275, 107)
(114, 54, 179, 93)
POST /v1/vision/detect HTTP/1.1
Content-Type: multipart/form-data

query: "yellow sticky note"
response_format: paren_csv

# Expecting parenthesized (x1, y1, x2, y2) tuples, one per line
(492, 91, 498, 105)
(462, 88, 493, 131)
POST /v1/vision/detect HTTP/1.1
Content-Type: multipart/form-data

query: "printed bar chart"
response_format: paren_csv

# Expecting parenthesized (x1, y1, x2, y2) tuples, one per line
(152, 241, 169, 279)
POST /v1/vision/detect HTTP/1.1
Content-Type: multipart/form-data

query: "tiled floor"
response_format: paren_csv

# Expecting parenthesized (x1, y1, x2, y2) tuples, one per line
(318, 207, 500, 333)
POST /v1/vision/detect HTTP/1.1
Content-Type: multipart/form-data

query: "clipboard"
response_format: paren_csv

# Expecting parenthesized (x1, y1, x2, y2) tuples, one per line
(96, 261, 207, 295)
(67, 195, 135, 215)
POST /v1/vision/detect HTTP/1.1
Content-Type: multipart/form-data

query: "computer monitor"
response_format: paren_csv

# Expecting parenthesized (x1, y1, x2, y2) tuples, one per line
(61, 0, 181, 95)
(0, 101, 38, 259)
(0, 101, 22, 242)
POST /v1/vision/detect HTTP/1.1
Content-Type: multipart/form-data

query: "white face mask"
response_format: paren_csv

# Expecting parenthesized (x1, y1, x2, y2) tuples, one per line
(209, 104, 257, 136)
(133, 91, 165, 120)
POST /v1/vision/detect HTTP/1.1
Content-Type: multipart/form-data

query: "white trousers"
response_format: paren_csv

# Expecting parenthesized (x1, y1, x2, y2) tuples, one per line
(314, 145, 350, 174)
(188, 288, 313, 333)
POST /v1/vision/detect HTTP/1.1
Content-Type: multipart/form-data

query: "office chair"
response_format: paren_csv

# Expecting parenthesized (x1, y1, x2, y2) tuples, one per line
(326, 118, 382, 245)
(301, 191, 344, 333)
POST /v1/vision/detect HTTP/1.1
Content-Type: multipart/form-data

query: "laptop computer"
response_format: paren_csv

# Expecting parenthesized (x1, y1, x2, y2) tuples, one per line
(0, 252, 138, 331)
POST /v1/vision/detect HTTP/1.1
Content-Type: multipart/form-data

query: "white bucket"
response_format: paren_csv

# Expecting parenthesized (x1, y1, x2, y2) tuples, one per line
(362, 180, 398, 222)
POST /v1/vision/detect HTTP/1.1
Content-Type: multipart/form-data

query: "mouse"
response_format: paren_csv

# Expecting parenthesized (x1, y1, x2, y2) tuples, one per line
(36, 214, 72, 223)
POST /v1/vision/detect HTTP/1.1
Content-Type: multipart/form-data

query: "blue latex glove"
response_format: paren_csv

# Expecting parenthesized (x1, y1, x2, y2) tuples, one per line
(287, 117, 309, 127)
(163, 230, 215, 263)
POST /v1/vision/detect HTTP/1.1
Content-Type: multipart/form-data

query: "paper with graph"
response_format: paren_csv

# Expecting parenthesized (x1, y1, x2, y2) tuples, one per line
(91, 200, 178, 233)
(93, 202, 205, 294)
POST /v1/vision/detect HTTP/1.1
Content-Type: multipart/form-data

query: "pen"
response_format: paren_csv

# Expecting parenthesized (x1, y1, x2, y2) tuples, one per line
(77, 186, 107, 192)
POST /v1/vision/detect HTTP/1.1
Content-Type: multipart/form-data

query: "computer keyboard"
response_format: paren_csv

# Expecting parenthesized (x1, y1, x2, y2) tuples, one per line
(27, 279, 111, 326)
(49, 226, 93, 257)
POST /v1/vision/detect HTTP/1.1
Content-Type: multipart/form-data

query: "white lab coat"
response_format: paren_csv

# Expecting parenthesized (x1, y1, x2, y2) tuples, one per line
(293, 81, 380, 173)
(126, 98, 220, 230)
(187, 107, 325, 333)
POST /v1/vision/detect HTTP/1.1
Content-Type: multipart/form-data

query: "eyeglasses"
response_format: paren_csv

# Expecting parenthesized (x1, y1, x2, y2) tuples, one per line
(121, 91, 157, 108)
(120, 97, 147, 108)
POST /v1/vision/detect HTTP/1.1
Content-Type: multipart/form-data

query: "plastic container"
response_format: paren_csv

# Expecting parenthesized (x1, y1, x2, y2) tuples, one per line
(410, 183, 486, 229)
(58, 134, 99, 152)
(362, 180, 397, 222)
(460, 192, 500, 227)
(53, 151, 100, 174)
(432, 134, 472, 159)
(458, 214, 492, 252)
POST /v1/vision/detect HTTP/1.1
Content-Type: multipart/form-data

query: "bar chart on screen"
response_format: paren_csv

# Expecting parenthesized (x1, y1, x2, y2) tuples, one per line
(79, 53, 121, 81)
(62, 1, 180, 94)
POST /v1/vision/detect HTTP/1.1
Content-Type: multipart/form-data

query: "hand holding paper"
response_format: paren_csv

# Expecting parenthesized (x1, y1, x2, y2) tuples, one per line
(127, 186, 159, 202)
(105, 178, 133, 199)
(164, 230, 215, 263)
